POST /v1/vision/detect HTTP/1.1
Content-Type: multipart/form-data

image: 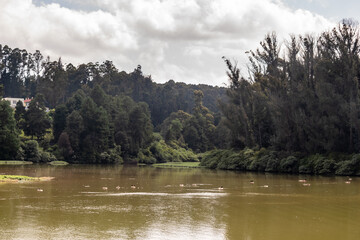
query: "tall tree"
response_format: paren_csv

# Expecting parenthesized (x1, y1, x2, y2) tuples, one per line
(80, 97, 111, 162)
(0, 99, 20, 159)
(14, 100, 26, 129)
(23, 94, 51, 139)
(220, 20, 360, 154)
(183, 90, 215, 152)
(38, 58, 68, 108)
(53, 104, 68, 143)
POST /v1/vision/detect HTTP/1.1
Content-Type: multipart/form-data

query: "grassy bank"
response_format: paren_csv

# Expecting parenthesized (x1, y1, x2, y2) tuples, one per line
(49, 161, 69, 166)
(152, 162, 201, 168)
(0, 175, 37, 182)
(0, 161, 33, 165)
(0, 175, 54, 182)
(200, 149, 360, 176)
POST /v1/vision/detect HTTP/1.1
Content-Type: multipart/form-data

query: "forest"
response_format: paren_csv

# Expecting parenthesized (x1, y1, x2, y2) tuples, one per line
(0, 39, 225, 164)
(2, 21, 360, 175)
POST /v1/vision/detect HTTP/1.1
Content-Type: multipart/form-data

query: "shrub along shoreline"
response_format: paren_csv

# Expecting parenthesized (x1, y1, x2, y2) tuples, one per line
(4, 147, 360, 176)
(200, 148, 360, 176)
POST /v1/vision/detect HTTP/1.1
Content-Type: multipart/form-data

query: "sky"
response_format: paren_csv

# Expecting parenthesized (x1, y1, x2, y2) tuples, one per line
(0, 0, 358, 86)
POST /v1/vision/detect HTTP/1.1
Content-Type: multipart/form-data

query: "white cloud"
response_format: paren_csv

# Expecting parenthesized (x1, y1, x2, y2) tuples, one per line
(0, 0, 334, 86)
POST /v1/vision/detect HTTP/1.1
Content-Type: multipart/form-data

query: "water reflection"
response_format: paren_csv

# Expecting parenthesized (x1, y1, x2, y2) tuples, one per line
(83, 192, 228, 197)
(1, 165, 360, 239)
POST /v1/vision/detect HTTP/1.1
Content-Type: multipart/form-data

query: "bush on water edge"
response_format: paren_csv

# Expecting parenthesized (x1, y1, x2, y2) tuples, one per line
(48, 161, 69, 166)
(200, 148, 360, 176)
(138, 139, 198, 164)
(152, 162, 201, 168)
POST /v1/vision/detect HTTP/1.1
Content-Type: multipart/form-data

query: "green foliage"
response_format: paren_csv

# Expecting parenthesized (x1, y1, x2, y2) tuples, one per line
(99, 151, 123, 164)
(313, 155, 335, 174)
(138, 149, 157, 164)
(37, 58, 68, 108)
(40, 151, 57, 162)
(220, 22, 360, 156)
(138, 134, 198, 164)
(213, 118, 232, 149)
(14, 100, 26, 127)
(201, 149, 360, 176)
(183, 90, 215, 152)
(0, 99, 20, 159)
(200, 149, 226, 169)
(20, 140, 56, 163)
(299, 155, 316, 174)
(1, 44, 225, 128)
(57, 132, 73, 160)
(22, 140, 40, 162)
(335, 154, 360, 175)
(201, 149, 245, 170)
(128, 103, 153, 154)
(1, 44, 227, 165)
(217, 152, 245, 170)
(160, 91, 216, 153)
(53, 104, 67, 142)
(51, 87, 154, 163)
(279, 156, 299, 173)
(265, 156, 279, 172)
(298, 154, 336, 175)
(65, 110, 83, 153)
(23, 94, 51, 139)
(80, 97, 111, 161)
(6, 22, 360, 174)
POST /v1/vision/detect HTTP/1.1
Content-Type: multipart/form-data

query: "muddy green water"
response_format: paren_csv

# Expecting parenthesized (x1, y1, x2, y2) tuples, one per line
(0, 165, 359, 240)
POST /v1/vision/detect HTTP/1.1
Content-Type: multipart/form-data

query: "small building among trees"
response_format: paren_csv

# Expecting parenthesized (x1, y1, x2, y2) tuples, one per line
(3, 97, 24, 108)
(2, 97, 32, 109)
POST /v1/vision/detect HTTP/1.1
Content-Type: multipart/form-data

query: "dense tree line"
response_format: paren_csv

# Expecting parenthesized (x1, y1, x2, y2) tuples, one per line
(4, 21, 360, 175)
(0, 42, 224, 163)
(0, 41, 225, 163)
(160, 90, 216, 152)
(200, 21, 360, 175)
(200, 148, 360, 176)
(50, 86, 153, 163)
(221, 21, 360, 155)
(0, 81, 208, 163)
(0, 46, 225, 127)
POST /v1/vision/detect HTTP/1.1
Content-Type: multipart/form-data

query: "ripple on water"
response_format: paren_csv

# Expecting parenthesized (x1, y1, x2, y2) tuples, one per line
(81, 192, 228, 199)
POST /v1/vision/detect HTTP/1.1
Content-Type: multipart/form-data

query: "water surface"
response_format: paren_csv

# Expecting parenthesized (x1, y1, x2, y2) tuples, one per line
(0, 165, 359, 240)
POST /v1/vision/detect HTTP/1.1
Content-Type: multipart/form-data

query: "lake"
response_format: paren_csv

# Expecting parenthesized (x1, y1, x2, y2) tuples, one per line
(0, 164, 359, 240)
